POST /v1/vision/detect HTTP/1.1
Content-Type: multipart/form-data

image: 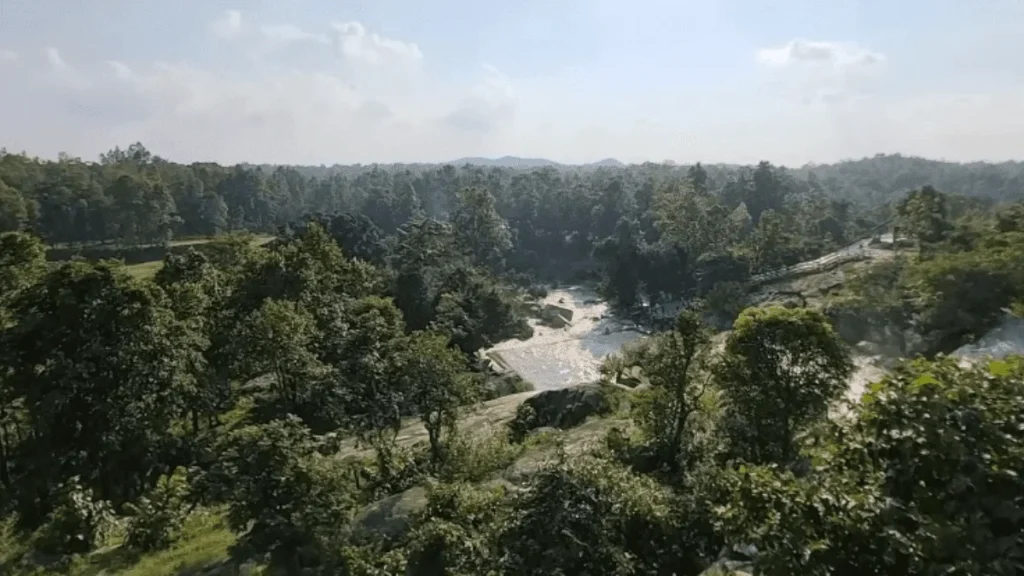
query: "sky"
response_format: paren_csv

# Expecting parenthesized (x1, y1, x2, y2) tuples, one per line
(1, 0, 1024, 166)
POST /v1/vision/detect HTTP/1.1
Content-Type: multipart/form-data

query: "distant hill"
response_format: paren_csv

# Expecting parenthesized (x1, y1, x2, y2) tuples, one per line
(450, 156, 562, 168)
(449, 156, 625, 168)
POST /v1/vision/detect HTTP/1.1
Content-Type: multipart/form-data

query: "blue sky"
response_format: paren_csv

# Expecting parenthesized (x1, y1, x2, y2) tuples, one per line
(1, 0, 1023, 165)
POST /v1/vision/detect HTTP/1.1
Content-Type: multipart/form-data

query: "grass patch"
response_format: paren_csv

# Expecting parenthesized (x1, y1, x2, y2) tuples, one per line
(100, 511, 235, 576)
(0, 510, 237, 576)
(125, 259, 164, 280)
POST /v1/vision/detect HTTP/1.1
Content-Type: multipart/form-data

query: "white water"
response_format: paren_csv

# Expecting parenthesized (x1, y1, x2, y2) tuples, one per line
(488, 281, 1024, 399)
(486, 287, 645, 390)
(952, 316, 1024, 361)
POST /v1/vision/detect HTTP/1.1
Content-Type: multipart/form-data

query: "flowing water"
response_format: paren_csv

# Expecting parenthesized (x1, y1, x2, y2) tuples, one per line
(486, 287, 646, 390)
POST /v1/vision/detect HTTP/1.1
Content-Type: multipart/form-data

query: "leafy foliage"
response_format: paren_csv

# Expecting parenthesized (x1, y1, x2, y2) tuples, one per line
(202, 417, 354, 573)
(718, 306, 853, 465)
(499, 455, 710, 576)
(123, 468, 191, 552)
(34, 477, 115, 556)
(1, 261, 201, 518)
(2, 147, 1024, 575)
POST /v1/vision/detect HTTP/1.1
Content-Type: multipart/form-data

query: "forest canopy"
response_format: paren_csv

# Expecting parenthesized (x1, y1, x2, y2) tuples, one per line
(1, 143, 1023, 575)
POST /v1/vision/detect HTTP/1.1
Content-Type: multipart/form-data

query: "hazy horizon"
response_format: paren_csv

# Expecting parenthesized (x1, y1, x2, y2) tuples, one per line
(2, 0, 1024, 166)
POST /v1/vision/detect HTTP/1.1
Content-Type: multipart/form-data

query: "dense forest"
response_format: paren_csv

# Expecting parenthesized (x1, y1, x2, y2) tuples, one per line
(1, 144, 1023, 575)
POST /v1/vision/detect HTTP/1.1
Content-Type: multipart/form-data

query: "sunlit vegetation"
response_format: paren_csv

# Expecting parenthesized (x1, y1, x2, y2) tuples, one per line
(0, 144, 1022, 574)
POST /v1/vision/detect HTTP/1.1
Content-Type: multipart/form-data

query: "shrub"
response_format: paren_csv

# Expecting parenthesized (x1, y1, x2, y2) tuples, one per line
(35, 477, 115, 556)
(526, 285, 549, 299)
(440, 432, 524, 483)
(123, 467, 191, 552)
(499, 455, 712, 575)
(406, 482, 510, 576)
(507, 402, 538, 444)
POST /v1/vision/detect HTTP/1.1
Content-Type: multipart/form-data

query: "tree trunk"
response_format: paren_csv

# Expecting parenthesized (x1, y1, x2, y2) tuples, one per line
(0, 426, 10, 488)
(426, 414, 443, 467)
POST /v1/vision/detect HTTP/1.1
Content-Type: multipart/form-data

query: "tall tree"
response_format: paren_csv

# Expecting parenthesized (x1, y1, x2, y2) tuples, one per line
(1, 262, 200, 517)
(389, 331, 470, 466)
(452, 187, 511, 272)
(0, 181, 28, 232)
(718, 306, 852, 465)
(633, 311, 713, 472)
(896, 185, 953, 255)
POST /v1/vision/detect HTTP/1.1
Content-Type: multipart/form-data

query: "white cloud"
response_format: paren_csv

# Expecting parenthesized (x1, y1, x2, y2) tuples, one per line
(260, 24, 330, 46)
(756, 39, 885, 107)
(0, 49, 17, 62)
(332, 21, 423, 64)
(45, 47, 91, 89)
(107, 61, 133, 80)
(6, 22, 1024, 167)
(758, 39, 885, 69)
(211, 10, 243, 39)
(19, 29, 515, 164)
(444, 64, 517, 133)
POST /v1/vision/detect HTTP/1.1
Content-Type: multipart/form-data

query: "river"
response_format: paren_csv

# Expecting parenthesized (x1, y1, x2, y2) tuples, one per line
(485, 286, 646, 390)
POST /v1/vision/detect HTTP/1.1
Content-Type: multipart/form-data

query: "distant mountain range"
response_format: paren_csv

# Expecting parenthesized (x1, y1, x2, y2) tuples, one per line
(449, 156, 625, 168)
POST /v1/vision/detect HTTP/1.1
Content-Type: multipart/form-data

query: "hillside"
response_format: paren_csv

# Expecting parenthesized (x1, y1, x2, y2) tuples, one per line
(448, 156, 626, 168)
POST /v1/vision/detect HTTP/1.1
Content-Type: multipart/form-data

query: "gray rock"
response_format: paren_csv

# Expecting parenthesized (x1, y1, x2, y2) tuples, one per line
(351, 486, 428, 541)
(521, 383, 616, 430)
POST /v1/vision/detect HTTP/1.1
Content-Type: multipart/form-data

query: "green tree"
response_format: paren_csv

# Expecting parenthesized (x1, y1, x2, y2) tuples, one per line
(718, 306, 852, 465)
(632, 311, 714, 472)
(229, 299, 331, 418)
(200, 192, 228, 237)
(330, 297, 410, 479)
(749, 208, 792, 273)
(499, 455, 709, 576)
(405, 482, 509, 576)
(391, 332, 471, 467)
(209, 417, 355, 573)
(1, 262, 201, 518)
(452, 187, 511, 271)
(0, 232, 46, 489)
(0, 181, 28, 232)
(713, 465, 889, 576)
(0, 231, 46, 324)
(836, 357, 1024, 574)
(431, 267, 531, 355)
(896, 185, 953, 255)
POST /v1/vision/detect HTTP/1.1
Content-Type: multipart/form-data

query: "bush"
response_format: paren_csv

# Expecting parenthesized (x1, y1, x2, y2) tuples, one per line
(34, 477, 115, 556)
(123, 467, 191, 552)
(507, 402, 538, 444)
(499, 455, 712, 575)
(478, 373, 535, 401)
(406, 482, 510, 576)
(440, 432, 524, 483)
(360, 444, 429, 500)
(526, 285, 549, 299)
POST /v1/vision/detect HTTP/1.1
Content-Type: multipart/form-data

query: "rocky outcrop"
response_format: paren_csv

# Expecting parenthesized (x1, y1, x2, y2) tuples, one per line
(351, 486, 428, 541)
(508, 383, 621, 442)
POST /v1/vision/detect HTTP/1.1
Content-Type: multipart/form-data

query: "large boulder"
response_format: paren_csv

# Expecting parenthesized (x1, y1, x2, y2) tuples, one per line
(351, 486, 428, 542)
(508, 383, 619, 442)
(526, 383, 617, 429)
